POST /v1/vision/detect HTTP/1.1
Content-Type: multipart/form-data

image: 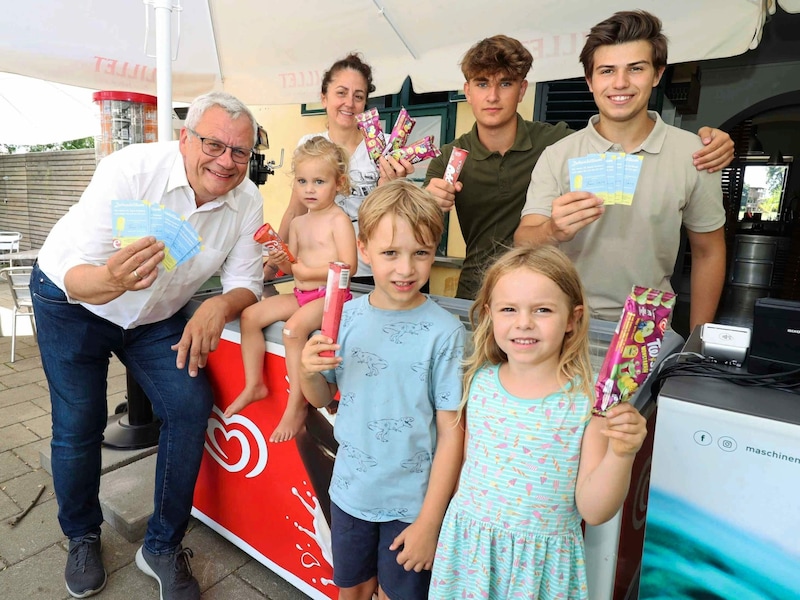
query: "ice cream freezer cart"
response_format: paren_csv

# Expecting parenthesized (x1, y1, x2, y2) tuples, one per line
(187, 283, 683, 600)
(639, 331, 800, 599)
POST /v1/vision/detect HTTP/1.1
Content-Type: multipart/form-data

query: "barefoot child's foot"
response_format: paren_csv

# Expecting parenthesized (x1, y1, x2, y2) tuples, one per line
(224, 383, 269, 418)
(270, 401, 309, 443)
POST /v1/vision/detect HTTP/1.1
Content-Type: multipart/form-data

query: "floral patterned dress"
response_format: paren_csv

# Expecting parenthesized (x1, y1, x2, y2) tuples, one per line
(430, 365, 590, 599)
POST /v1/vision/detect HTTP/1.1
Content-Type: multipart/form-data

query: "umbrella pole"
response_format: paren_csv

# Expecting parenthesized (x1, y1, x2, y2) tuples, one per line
(103, 370, 161, 450)
(153, 0, 175, 142)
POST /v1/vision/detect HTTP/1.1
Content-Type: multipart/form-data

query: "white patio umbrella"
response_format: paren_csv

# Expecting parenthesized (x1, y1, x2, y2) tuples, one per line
(0, 73, 98, 146)
(0, 0, 772, 139)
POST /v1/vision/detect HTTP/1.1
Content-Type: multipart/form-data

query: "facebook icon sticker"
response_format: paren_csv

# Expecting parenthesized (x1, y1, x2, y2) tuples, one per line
(694, 430, 713, 446)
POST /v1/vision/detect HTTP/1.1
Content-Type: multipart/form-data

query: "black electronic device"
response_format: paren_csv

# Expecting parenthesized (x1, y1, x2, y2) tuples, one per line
(248, 125, 283, 186)
(748, 297, 800, 374)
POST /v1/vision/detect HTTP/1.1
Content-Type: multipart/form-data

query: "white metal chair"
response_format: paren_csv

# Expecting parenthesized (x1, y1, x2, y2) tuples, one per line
(1, 266, 36, 362)
(0, 232, 22, 272)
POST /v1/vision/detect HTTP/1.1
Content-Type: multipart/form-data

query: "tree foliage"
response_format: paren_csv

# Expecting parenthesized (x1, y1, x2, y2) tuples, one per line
(0, 136, 94, 154)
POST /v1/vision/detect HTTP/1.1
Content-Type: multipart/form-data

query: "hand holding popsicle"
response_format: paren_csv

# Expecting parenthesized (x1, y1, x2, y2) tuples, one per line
(377, 154, 415, 184)
(425, 178, 462, 212)
(254, 223, 296, 263)
(601, 403, 647, 457)
(266, 245, 290, 266)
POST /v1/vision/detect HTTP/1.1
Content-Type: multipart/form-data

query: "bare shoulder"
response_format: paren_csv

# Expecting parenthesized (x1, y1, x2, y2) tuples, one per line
(329, 206, 355, 230)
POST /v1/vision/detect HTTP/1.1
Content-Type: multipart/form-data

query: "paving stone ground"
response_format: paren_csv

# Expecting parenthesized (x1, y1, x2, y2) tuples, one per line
(0, 287, 311, 600)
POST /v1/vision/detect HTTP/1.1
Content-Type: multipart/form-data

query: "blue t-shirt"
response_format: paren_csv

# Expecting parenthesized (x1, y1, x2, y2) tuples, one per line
(324, 294, 466, 523)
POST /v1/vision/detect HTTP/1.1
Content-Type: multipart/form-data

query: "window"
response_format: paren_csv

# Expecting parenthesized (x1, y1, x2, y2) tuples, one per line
(737, 158, 793, 222)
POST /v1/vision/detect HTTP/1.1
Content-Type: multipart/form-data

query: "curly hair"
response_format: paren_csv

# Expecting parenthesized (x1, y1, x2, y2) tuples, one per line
(292, 136, 351, 195)
(460, 35, 533, 81)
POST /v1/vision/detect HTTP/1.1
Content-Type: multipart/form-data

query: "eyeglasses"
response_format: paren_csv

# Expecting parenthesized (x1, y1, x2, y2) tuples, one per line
(187, 128, 253, 164)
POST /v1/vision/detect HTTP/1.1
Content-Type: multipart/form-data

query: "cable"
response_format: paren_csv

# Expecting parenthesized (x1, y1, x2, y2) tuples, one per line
(650, 352, 800, 397)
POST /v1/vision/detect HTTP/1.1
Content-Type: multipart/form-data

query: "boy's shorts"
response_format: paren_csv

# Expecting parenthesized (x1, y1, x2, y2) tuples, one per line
(331, 502, 431, 599)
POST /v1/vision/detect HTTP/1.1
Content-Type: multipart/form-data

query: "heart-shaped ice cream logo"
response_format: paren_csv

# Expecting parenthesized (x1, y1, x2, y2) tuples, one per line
(204, 405, 268, 478)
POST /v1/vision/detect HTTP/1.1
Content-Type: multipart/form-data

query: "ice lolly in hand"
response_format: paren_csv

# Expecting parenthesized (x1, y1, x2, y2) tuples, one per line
(382, 107, 415, 156)
(444, 147, 468, 185)
(593, 286, 675, 415)
(387, 135, 441, 164)
(355, 107, 386, 163)
(254, 223, 296, 263)
(320, 262, 352, 358)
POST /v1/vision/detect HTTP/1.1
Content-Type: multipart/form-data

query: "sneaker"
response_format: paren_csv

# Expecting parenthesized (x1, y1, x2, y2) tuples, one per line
(135, 545, 200, 600)
(65, 533, 107, 598)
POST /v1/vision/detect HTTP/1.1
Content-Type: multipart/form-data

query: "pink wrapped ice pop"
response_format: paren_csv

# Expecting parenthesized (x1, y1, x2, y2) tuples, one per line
(593, 286, 675, 415)
(388, 136, 442, 164)
(444, 147, 468, 185)
(355, 107, 386, 162)
(320, 262, 352, 357)
(382, 107, 415, 156)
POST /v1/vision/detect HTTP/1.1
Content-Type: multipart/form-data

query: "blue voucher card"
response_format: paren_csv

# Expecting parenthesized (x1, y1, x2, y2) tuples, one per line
(110, 199, 202, 271)
(569, 155, 609, 202)
(567, 152, 643, 206)
(621, 154, 644, 206)
(111, 200, 149, 246)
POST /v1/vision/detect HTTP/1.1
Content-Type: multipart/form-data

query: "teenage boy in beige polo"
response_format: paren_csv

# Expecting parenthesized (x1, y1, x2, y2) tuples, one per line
(515, 10, 726, 329)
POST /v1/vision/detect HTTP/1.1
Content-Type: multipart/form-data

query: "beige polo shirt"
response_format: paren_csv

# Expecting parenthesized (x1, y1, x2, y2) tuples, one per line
(521, 112, 724, 322)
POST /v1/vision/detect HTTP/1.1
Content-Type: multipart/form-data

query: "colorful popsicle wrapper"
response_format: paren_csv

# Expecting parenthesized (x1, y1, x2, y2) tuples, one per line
(444, 147, 468, 185)
(593, 286, 676, 415)
(254, 223, 296, 263)
(382, 107, 415, 156)
(355, 107, 386, 162)
(387, 135, 441, 164)
(320, 262, 352, 358)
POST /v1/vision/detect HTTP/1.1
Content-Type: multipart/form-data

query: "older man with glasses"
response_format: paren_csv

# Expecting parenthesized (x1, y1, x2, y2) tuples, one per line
(32, 91, 264, 600)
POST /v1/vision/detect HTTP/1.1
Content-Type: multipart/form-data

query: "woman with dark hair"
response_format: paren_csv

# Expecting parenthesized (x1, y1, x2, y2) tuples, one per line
(270, 56, 412, 531)
(273, 53, 413, 283)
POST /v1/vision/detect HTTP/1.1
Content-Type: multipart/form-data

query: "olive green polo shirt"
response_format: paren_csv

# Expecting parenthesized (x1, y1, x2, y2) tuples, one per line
(426, 114, 572, 299)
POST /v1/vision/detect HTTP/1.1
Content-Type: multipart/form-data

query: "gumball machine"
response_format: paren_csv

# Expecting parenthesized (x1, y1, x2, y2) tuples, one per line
(93, 91, 158, 163)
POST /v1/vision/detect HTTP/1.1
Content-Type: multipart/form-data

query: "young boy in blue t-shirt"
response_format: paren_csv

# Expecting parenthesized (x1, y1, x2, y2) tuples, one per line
(300, 180, 466, 600)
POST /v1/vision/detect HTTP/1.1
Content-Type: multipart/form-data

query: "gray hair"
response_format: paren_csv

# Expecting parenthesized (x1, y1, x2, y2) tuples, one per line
(184, 91, 257, 145)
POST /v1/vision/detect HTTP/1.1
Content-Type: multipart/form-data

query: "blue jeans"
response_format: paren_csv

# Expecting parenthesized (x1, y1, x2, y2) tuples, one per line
(31, 264, 214, 554)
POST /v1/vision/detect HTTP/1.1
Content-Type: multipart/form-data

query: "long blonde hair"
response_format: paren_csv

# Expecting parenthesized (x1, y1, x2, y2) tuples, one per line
(461, 245, 594, 410)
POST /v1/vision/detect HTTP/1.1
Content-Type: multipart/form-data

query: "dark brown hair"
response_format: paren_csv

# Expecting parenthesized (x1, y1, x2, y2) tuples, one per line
(580, 10, 668, 78)
(320, 53, 376, 96)
(460, 35, 532, 81)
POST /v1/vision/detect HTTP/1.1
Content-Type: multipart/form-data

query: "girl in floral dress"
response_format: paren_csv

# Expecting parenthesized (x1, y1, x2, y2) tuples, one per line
(430, 246, 647, 599)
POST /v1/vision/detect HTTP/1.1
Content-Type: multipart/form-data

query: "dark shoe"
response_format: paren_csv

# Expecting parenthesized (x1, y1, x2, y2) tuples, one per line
(65, 533, 107, 598)
(136, 545, 200, 600)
